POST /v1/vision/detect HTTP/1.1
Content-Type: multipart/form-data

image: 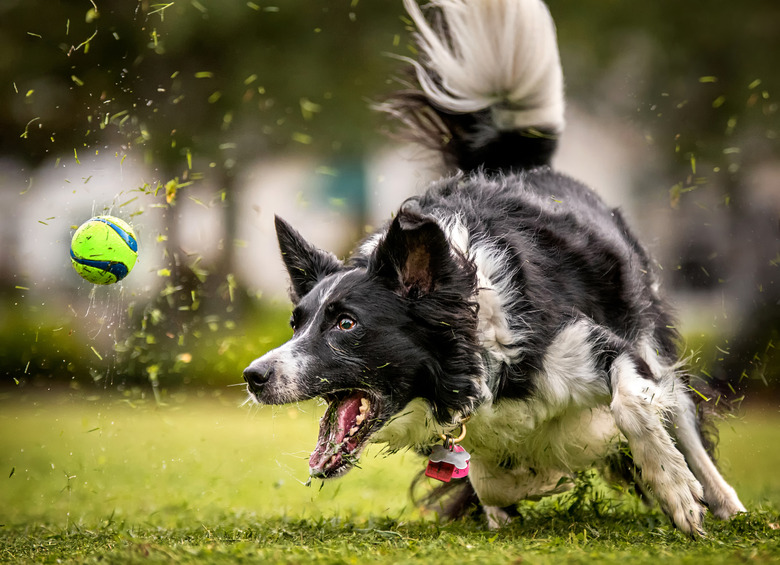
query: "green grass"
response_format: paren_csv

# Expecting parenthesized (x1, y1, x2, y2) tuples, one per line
(1, 392, 778, 564)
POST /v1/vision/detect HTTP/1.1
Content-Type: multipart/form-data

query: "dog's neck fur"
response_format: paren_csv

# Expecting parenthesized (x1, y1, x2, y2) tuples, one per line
(436, 213, 525, 373)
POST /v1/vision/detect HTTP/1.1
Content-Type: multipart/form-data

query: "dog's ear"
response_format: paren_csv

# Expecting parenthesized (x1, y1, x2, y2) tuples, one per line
(274, 215, 343, 303)
(369, 210, 456, 298)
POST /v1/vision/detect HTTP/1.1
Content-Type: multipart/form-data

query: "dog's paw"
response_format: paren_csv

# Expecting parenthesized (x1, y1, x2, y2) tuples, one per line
(659, 477, 707, 538)
(484, 506, 512, 530)
(706, 483, 747, 521)
(670, 499, 707, 538)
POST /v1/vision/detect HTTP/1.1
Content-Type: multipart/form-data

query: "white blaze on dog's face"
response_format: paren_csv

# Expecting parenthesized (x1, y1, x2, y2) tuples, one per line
(243, 214, 484, 479)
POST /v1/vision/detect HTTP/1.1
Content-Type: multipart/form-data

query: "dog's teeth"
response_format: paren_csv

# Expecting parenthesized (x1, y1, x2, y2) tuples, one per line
(349, 426, 360, 436)
(360, 397, 370, 413)
(355, 413, 365, 425)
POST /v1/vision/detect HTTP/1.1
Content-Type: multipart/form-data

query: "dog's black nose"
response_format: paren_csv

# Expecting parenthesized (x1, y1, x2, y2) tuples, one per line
(243, 363, 273, 393)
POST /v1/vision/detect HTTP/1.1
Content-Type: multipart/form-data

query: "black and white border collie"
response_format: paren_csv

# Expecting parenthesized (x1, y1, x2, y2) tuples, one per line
(244, 0, 745, 536)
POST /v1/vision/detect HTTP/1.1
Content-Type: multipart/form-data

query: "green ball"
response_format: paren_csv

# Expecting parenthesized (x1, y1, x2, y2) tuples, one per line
(70, 216, 138, 285)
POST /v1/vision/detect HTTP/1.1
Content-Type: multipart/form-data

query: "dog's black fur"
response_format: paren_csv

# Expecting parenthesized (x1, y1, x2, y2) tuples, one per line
(244, 0, 744, 536)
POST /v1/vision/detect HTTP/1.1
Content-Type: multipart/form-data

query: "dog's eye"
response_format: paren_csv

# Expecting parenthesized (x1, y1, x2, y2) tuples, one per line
(289, 316, 296, 330)
(336, 316, 357, 331)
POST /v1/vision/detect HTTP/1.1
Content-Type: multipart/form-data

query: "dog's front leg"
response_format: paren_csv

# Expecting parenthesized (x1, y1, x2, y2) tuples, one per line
(609, 354, 706, 537)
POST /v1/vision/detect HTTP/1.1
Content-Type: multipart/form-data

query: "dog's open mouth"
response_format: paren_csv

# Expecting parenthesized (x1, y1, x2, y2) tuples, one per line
(309, 391, 380, 479)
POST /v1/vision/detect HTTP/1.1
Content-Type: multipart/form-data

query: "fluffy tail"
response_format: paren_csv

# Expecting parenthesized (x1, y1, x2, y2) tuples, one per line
(382, 0, 564, 173)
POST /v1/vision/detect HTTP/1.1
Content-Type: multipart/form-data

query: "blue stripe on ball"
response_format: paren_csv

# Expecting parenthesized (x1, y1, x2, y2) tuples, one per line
(70, 248, 130, 281)
(92, 217, 138, 252)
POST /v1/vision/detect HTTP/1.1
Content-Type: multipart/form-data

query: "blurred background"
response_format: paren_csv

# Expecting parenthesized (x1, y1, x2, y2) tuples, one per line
(0, 0, 777, 403)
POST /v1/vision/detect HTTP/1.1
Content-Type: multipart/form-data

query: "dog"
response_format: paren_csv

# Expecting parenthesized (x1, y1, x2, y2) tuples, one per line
(243, 0, 745, 536)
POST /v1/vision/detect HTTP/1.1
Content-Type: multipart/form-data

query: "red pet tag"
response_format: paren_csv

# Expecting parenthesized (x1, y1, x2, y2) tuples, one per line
(425, 420, 470, 483)
(425, 443, 470, 482)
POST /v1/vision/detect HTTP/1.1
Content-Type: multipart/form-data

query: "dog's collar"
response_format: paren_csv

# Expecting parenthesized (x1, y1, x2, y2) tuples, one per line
(439, 416, 469, 447)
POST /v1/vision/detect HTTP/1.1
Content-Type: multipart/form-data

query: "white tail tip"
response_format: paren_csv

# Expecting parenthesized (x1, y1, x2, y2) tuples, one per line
(404, 0, 565, 133)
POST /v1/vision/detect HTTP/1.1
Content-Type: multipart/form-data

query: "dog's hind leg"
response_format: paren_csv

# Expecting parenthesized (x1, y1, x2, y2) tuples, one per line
(671, 392, 746, 520)
(608, 353, 706, 537)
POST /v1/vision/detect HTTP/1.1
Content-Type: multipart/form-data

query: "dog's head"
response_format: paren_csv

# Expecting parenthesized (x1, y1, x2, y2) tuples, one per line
(243, 211, 483, 479)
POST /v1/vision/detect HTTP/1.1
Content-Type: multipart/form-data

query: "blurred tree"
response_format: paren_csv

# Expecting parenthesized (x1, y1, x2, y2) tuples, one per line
(2, 1, 405, 161)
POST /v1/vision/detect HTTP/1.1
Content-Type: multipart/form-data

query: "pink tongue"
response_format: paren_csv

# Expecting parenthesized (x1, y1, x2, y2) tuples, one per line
(309, 393, 363, 473)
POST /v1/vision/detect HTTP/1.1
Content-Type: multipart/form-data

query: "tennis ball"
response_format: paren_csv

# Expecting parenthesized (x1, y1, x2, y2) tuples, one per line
(70, 216, 138, 285)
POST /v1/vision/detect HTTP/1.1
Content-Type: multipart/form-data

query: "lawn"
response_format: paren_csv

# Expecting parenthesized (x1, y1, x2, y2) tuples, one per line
(1, 390, 778, 564)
